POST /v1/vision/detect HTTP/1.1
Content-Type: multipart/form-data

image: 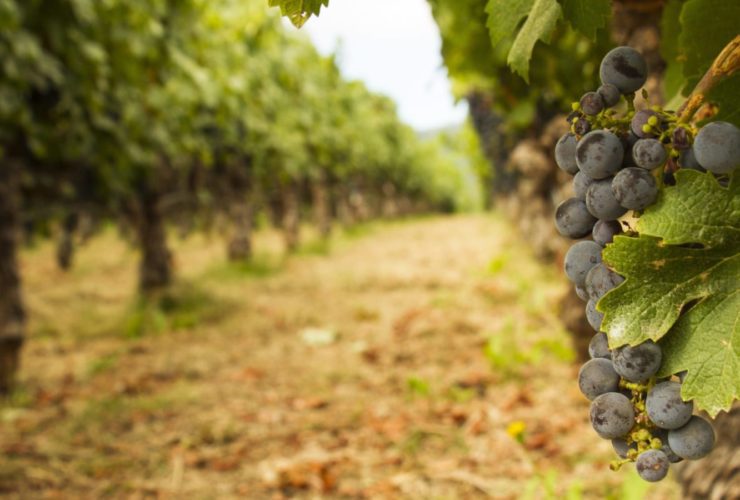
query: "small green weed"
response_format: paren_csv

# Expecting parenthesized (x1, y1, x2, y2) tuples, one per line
(122, 282, 232, 338)
(406, 376, 431, 398)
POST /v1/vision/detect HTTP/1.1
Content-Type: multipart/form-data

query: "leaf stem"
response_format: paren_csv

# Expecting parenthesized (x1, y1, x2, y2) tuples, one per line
(677, 35, 740, 123)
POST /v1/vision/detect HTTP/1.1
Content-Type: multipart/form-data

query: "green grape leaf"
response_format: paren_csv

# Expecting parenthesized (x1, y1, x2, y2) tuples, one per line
(485, 0, 534, 47)
(660, 0, 685, 98)
(485, 0, 562, 82)
(679, 0, 740, 90)
(600, 235, 738, 345)
(657, 291, 739, 417)
(561, 0, 610, 39)
(705, 73, 740, 128)
(600, 171, 740, 346)
(267, 0, 329, 28)
(637, 170, 740, 248)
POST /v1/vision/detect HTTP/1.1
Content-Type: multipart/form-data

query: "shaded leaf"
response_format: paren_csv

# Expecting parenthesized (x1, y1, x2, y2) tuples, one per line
(660, 0, 685, 98)
(679, 0, 740, 90)
(704, 73, 740, 128)
(561, 0, 610, 39)
(657, 291, 739, 417)
(485, 0, 562, 82)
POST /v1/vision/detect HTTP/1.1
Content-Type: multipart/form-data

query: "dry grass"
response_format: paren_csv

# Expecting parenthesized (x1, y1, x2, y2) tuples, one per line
(1, 214, 680, 499)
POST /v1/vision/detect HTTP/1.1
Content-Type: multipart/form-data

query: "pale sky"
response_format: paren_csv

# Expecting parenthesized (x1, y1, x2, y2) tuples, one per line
(286, 0, 468, 131)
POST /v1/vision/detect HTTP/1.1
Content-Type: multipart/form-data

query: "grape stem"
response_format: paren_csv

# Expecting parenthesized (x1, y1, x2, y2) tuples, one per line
(677, 35, 740, 123)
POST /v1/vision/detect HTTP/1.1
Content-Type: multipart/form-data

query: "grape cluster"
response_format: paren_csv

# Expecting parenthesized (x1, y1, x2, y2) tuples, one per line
(554, 46, 737, 482)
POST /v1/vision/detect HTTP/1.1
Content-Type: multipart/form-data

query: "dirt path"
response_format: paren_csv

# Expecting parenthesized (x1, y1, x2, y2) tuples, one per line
(1, 215, 678, 498)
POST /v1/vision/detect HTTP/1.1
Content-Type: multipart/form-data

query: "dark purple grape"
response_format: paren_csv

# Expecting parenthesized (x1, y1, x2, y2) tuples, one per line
(576, 130, 624, 179)
(631, 109, 660, 138)
(646, 381, 693, 430)
(580, 91, 605, 116)
(600, 46, 647, 94)
(576, 285, 589, 302)
(612, 437, 636, 458)
(590, 392, 635, 439)
(612, 340, 662, 383)
(585, 263, 624, 301)
(573, 171, 594, 200)
(589, 331, 611, 359)
(579, 358, 620, 400)
(555, 133, 580, 175)
(586, 178, 628, 220)
(636, 449, 670, 482)
(693, 121, 740, 174)
(653, 428, 683, 463)
(612, 167, 658, 211)
(632, 139, 667, 170)
(586, 298, 604, 331)
(668, 416, 715, 460)
(592, 220, 622, 246)
(555, 198, 597, 239)
(564, 241, 603, 287)
(597, 83, 621, 107)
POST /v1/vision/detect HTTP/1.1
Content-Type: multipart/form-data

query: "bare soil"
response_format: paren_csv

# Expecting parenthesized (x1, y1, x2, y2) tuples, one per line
(0, 214, 679, 499)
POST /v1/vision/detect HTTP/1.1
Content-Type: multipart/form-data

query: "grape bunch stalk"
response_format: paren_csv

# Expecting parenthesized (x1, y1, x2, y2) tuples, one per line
(554, 46, 739, 482)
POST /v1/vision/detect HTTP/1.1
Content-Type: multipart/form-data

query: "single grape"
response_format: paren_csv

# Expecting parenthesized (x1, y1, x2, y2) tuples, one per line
(652, 428, 683, 463)
(576, 285, 589, 302)
(671, 126, 691, 151)
(599, 46, 648, 94)
(564, 241, 603, 287)
(555, 133, 580, 175)
(579, 358, 620, 400)
(612, 340, 662, 383)
(586, 298, 604, 331)
(586, 178, 628, 220)
(580, 91, 605, 116)
(597, 83, 621, 107)
(592, 220, 622, 246)
(646, 381, 693, 430)
(631, 110, 659, 138)
(589, 332, 611, 359)
(576, 130, 624, 179)
(636, 449, 670, 482)
(590, 392, 635, 439)
(585, 263, 624, 301)
(632, 139, 667, 170)
(693, 121, 740, 174)
(612, 167, 658, 210)
(555, 198, 597, 239)
(668, 416, 715, 460)
(573, 171, 594, 200)
(612, 438, 636, 459)
(678, 148, 706, 172)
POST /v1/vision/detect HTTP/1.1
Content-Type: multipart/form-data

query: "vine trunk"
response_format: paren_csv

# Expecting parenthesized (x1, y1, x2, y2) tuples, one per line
(0, 159, 25, 393)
